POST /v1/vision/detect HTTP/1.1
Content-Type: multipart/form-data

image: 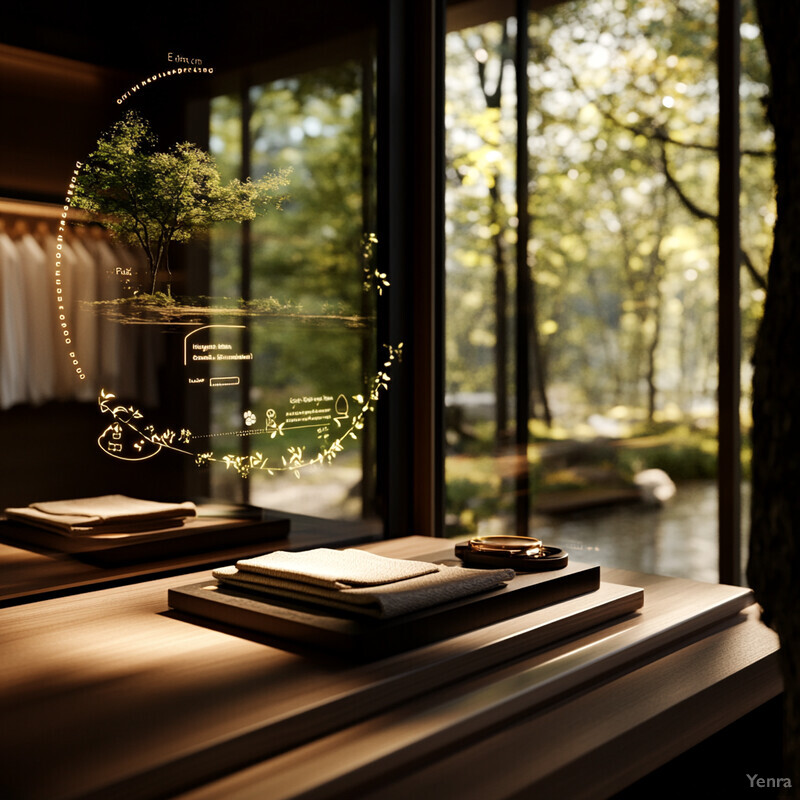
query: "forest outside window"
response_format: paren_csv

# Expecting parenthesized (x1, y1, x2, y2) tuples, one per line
(444, 0, 773, 583)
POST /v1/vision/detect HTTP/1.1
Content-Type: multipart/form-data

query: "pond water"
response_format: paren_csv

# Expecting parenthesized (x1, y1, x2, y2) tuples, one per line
(527, 480, 750, 584)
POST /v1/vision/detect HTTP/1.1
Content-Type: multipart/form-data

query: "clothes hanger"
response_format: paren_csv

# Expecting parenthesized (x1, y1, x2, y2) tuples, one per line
(10, 218, 29, 239)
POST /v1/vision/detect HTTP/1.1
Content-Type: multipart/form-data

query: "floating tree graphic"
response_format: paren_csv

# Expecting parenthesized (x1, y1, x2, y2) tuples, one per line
(73, 110, 291, 295)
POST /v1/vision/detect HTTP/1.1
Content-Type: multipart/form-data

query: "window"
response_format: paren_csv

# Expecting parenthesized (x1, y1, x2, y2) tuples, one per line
(443, 0, 772, 583)
(0, 0, 772, 588)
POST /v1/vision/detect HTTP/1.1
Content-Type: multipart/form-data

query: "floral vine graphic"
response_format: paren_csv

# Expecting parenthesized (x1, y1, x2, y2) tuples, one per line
(97, 342, 402, 478)
(361, 232, 390, 296)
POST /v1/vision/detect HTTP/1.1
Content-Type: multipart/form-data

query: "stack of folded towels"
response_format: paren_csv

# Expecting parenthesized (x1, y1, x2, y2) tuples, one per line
(213, 547, 515, 618)
(4, 495, 197, 536)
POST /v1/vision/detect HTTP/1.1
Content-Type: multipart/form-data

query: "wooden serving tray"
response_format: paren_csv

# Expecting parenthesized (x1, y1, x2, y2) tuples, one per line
(168, 555, 614, 659)
(0, 514, 291, 565)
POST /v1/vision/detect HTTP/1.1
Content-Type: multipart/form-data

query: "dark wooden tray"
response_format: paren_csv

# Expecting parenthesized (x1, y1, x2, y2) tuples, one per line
(0, 514, 291, 566)
(168, 554, 606, 659)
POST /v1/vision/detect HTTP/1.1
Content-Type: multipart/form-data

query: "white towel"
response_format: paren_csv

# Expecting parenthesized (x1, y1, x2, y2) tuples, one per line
(69, 237, 99, 401)
(17, 233, 57, 404)
(235, 548, 439, 589)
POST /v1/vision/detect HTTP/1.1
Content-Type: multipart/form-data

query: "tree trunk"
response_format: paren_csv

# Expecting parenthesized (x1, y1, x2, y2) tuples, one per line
(528, 272, 552, 426)
(748, 3, 800, 794)
(475, 26, 512, 450)
(645, 307, 660, 422)
(489, 181, 510, 445)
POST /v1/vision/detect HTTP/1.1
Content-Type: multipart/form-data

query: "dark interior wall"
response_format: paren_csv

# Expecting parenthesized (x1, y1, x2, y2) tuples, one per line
(1, 2, 377, 73)
(0, 403, 193, 508)
(1, 0, 377, 205)
(0, 45, 130, 201)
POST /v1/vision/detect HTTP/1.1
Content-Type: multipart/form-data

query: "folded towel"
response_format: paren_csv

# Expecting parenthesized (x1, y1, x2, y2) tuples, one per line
(213, 550, 515, 618)
(235, 548, 440, 589)
(4, 495, 197, 536)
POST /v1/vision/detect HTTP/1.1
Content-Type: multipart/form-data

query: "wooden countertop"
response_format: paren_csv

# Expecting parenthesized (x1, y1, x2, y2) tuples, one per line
(0, 537, 782, 800)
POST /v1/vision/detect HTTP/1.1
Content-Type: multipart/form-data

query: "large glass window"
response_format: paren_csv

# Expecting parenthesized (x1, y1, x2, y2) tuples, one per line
(445, 0, 773, 582)
(0, 0, 773, 590)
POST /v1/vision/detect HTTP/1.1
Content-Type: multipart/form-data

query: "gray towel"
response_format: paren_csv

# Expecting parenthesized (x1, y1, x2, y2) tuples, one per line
(213, 549, 515, 618)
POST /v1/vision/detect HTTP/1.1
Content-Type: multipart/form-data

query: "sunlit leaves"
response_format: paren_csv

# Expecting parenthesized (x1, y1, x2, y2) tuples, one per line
(445, 0, 772, 426)
(74, 110, 291, 294)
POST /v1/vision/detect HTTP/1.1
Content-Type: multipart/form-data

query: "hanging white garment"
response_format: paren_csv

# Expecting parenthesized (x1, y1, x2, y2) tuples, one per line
(0, 232, 28, 409)
(83, 235, 122, 393)
(69, 236, 100, 401)
(40, 233, 79, 400)
(17, 233, 57, 404)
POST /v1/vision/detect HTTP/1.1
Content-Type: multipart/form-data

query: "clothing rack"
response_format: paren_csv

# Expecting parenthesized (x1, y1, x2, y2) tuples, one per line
(0, 196, 155, 411)
(0, 196, 91, 230)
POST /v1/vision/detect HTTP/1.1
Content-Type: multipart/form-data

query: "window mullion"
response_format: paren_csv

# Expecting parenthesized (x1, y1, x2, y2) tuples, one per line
(718, 0, 742, 585)
(516, 0, 532, 537)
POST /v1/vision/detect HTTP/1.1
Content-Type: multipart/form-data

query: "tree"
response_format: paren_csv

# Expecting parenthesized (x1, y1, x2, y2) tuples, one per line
(73, 110, 291, 295)
(748, 2, 800, 793)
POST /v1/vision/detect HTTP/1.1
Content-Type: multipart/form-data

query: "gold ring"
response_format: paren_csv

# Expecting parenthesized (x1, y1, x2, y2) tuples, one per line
(468, 535, 543, 557)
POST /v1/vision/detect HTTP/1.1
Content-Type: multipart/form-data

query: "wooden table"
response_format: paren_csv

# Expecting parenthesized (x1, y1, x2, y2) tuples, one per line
(0, 537, 782, 800)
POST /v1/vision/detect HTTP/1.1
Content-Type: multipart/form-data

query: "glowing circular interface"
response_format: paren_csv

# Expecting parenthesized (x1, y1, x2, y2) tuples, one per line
(56, 60, 398, 479)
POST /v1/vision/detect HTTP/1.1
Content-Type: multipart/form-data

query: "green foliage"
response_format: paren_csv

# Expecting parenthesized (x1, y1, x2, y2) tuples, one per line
(73, 110, 291, 293)
(205, 61, 379, 507)
(445, 0, 772, 419)
(210, 63, 373, 392)
(617, 442, 717, 481)
(445, 477, 504, 534)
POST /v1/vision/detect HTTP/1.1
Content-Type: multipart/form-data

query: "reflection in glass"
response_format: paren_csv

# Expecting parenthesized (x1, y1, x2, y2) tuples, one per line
(209, 57, 378, 522)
